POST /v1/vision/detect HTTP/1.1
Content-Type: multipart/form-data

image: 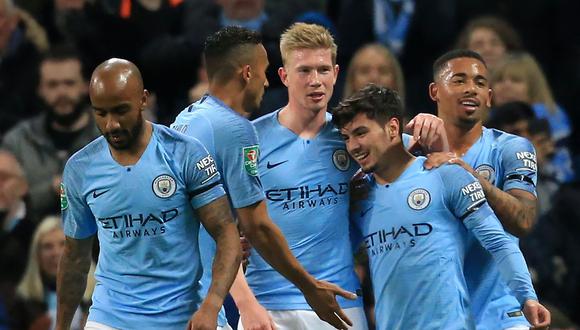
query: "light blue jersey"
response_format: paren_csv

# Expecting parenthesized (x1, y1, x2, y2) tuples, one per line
(172, 94, 265, 326)
(61, 124, 225, 330)
(462, 128, 538, 330)
(351, 157, 537, 330)
(247, 110, 363, 310)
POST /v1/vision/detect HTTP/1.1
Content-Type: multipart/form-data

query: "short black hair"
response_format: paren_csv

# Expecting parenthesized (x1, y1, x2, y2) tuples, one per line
(332, 84, 404, 135)
(486, 101, 535, 129)
(433, 49, 486, 80)
(41, 43, 86, 78)
(203, 26, 262, 82)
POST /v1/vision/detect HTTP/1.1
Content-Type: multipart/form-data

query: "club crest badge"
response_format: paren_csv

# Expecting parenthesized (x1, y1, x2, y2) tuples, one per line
(407, 188, 431, 210)
(332, 149, 350, 171)
(475, 164, 495, 184)
(153, 174, 176, 198)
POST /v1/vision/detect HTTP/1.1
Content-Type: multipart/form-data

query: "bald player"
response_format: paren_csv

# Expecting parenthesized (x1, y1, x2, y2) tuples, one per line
(56, 58, 241, 330)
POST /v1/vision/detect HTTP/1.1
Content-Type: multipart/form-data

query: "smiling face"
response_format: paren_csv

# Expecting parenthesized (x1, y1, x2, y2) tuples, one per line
(279, 47, 339, 115)
(430, 57, 492, 128)
(340, 113, 400, 173)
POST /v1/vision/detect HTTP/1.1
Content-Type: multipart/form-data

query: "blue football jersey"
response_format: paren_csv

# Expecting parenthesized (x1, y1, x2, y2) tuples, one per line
(246, 110, 363, 310)
(172, 94, 264, 326)
(462, 128, 538, 329)
(61, 124, 225, 329)
(351, 157, 536, 330)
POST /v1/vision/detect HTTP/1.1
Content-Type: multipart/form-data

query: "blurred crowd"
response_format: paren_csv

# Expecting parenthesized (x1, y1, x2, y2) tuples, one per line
(0, 0, 578, 329)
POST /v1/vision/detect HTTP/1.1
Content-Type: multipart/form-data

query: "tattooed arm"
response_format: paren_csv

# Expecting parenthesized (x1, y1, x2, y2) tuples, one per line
(188, 196, 241, 330)
(56, 235, 94, 330)
(470, 171, 537, 237)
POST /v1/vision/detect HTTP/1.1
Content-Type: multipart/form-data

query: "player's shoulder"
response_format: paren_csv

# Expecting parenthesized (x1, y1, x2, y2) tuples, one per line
(154, 123, 207, 153)
(251, 109, 280, 135)
(67, 136, 106, 167)
(484, 127, 532, 149)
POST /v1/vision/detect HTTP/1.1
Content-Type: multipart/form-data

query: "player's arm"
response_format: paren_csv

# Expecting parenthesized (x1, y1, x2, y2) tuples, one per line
(191, 196, 241, 329)
(230, 265, 276, 330)
(471, 170, 537, 237)
(464, 209, 550, 328)
(56, 235, 94, 330)
(237, 200, 356, 330)
(445, 168, 549, 328)
(425, 149, 537, 237)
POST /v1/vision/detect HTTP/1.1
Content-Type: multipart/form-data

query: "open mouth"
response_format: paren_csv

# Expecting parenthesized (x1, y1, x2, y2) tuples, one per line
(353, 151, 369, 162)
(459, 98, 480, 112)
(308, 92, 325, 101)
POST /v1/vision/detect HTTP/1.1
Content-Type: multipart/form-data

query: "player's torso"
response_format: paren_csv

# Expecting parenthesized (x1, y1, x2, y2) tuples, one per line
(358, 160, 473, 329)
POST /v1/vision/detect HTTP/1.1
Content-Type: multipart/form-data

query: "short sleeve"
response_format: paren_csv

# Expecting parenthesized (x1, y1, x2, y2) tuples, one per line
(184, 139, 226, 209)
(439, 165, 494, 221)
(499, 137, 537, 195)
(216, 120, 264, 209)
(61, 161, 98, 239)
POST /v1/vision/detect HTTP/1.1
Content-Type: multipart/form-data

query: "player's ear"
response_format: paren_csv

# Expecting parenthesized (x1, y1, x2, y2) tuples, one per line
(428, 82, 438, 102)
(278, 67, 288, 87)
(242, 64, 252, 85)
(141, 89, 149, 111)
(486, 88, 492, 108)
(388, 117, 400, 138)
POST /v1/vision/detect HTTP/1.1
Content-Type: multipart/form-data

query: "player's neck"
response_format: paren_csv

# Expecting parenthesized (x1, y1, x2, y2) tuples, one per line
(373, 144, 415, 185)
(209, 83, 249, 118)
(445, 121, 483, 157)
(109, 121, 153, 166)
(278, 103, 326, 139)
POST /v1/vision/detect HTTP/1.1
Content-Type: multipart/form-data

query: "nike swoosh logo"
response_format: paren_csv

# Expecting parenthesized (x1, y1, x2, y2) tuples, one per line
(360, 206, 373, 218)
(92, 189, 110, 198)
(266, 160, 288, 169)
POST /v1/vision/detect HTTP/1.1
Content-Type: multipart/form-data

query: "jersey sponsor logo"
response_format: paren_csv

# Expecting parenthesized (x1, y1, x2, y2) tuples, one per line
(266, 160, 288, 169)
(243, 145, 259, 176)
(364, 223, 433, 256)
(196, 154, 219, 184)
(97, 208, 178, 239)
(265, 183, 349, 210)
(407, 189, 430, 210)
(60, 182, 68, 210)
(152, 174, 177, 198)
(461, 181, 486, 211)
(332, 149, 350, 171)
(515, 151, 537, 172)
(475, 164, 495, 184)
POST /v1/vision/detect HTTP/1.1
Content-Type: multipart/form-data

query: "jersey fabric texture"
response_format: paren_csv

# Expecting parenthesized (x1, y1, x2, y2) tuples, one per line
(462, 128, 538, 330)
(61, 124, 225, 329)
(246, 110, 363, 310)
(172, 94, 264, 326)
(351, 157, 537, 330)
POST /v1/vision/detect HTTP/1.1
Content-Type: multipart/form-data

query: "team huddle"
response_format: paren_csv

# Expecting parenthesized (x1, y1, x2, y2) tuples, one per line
(55, 23, 551, 330)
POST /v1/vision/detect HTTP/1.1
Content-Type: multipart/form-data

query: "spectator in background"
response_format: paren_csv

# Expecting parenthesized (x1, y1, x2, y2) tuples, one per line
(0, 149, 36, 328)
(486, 101, 559, 216)
(491, 52, 574, 182)
(2, 45, 100, 221)
(455, 16, 523, 71)
(342, 43, 405, 103)
(9, 216, 95, 330)
(0, 0, 48, 137)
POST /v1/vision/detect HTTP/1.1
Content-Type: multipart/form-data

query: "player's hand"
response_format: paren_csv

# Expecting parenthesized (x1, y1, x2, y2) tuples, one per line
(303, 279, 357, 329)
(239, 300, 276, 330)
(350, 169, 370, 209)
(240, 235, 251, 268)
(187, 303, 219, 330)
(423, 152, 476, 174)
(405, 113, 449, 153)
(523, 299, 551, 329)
